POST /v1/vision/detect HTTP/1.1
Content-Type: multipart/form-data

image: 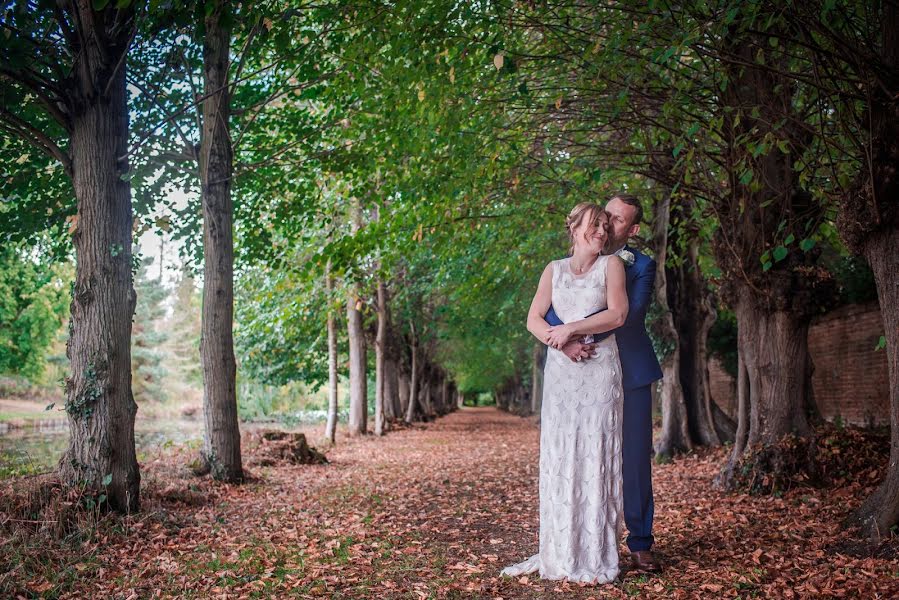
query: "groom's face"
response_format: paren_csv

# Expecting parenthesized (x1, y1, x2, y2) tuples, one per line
(604, 198, 640, 249)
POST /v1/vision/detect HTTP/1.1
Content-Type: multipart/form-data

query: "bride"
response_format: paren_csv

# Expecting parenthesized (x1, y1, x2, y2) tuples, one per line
(502, 202, 629, 584)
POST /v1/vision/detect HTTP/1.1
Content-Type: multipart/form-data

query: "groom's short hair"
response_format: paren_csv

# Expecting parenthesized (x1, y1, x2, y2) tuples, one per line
(610, 193, 643, 225)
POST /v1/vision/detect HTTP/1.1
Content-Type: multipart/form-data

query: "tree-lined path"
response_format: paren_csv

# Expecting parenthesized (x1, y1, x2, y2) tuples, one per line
(4, 408, 896, 598)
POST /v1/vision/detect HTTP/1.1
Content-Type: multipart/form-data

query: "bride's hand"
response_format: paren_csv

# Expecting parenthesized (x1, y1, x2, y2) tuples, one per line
(545, 324, 573, 349)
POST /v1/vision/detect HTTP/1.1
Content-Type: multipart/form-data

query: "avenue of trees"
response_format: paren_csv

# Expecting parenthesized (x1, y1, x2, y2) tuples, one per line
(1, 1, 896, 539)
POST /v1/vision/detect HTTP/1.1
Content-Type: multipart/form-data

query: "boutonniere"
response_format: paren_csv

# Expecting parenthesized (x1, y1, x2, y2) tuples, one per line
(617, 249, 635, 267)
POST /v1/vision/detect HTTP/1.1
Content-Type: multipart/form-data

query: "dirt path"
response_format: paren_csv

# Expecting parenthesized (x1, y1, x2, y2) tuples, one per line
(4, 407, 898, 598)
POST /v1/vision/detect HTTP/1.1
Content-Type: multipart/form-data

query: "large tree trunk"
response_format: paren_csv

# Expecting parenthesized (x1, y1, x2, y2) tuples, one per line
(736, 293, 812, 448)
(374, 280, 387, 435)
(650, 191, 693, 459)
(198, 1, 242, 482)
(850, 229, 899, 537)
(714, 30, 828, 488)
(844, 1, 899, 537)
(59, 3, 140, 512)
(324, 263, 339, 444)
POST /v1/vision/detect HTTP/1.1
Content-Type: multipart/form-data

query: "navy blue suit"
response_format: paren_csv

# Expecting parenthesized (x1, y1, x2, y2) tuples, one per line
(544, 245, 662, 552)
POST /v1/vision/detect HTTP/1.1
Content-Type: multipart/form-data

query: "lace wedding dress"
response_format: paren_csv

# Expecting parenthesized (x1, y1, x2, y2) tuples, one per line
(502, 255, 624, 584)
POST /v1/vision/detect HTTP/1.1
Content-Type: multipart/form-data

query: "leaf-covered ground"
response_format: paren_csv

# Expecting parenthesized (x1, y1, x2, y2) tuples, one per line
(3, 406, 898, 598)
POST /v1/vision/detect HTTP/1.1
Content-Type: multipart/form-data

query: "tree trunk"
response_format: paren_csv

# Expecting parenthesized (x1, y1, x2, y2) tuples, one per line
(839, 2, 899, 539)
(198, 1, 242, 482)
(324, 263, 338, 444)
(713, 30, 826, 488)
(849, 228, 899, 537)
(420, 375, 433, 418)
(346, 197, 367, 435)
(383, 353, 399, 420)
(736, 293, 812, 447)
(374, 280, 387, 435)
(650, 190, 693, 459)
(398, 369, 411, 417)
(672, 238, 728, 446)
(58, 3, 140, 512)
(718, 352, 750, 487)
(404, 329, 418, 424)
(346, 290, 367, 435)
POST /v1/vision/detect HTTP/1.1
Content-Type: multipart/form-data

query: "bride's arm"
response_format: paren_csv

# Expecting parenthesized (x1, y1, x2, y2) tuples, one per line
(545, 258, 628, 348)
(526, 263, 554, 344)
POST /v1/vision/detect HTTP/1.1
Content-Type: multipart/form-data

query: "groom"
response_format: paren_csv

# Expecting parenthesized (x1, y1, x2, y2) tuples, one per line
(545, 192, 663, 573)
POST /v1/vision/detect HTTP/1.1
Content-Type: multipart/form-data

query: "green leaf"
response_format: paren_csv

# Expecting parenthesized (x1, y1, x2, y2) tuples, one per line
(784, 233, 795, 245)
(875, 335, 886, 351)
(762, 261, 772, 272)
(799, 238, 815, 251)
(92, 0, 111, 9)
(773, 246, 788, 262)
(739, 169, 753, 185)
(45, 402, 55, 411)
(102, 473, 113, 486)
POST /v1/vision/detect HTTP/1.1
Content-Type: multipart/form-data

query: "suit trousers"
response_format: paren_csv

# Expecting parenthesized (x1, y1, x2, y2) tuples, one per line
(622, 384, 654, 552)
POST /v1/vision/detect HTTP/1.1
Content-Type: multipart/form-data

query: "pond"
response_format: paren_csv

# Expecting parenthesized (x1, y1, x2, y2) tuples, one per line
(0, 409, 337, 479)
(0, 416, 206, 479)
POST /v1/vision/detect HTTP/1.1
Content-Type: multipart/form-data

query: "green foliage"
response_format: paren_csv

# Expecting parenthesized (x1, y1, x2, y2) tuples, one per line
(0, 245, 71, 379)
(162, 267, 203, 386)
(132, 257, 169, 403)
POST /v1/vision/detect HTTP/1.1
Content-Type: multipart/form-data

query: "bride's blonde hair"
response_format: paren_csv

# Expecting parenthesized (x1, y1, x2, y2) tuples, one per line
(565, 202, 605, 254)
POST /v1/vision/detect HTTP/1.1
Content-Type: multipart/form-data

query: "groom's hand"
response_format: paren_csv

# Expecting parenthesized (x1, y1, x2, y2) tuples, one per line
(560, 340, 594, 363)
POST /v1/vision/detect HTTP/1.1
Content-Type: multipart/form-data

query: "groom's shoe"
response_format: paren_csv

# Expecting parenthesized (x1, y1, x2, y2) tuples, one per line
(629, 550, 662, 573)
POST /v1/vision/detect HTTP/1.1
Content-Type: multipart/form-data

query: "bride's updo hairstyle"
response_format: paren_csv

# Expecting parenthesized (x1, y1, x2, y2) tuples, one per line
(565, 202, 604, 254)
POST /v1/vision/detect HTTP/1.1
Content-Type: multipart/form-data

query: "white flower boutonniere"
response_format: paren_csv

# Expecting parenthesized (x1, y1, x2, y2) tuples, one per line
(617, 249, 636, 267)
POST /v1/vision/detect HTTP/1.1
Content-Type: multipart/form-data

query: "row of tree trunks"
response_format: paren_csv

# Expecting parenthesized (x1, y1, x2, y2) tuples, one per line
(495, 375, 531, 415)
(650, 189, 693, 459)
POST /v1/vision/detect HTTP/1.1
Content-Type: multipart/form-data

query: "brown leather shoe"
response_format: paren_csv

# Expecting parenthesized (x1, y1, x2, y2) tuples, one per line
(630, 550, 662, 573)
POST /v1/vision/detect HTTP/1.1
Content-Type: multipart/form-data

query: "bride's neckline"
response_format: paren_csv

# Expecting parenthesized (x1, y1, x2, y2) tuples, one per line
(567, 255, 603, 279)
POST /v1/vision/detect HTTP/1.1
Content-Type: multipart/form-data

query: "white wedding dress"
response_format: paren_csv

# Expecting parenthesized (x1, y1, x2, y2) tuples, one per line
(502, 255, 624, 584)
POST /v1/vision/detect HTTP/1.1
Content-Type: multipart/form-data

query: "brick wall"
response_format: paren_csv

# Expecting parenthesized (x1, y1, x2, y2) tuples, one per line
(709, 302, 889, 427)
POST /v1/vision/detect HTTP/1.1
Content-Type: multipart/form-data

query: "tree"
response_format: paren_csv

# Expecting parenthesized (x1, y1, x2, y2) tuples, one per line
(1, 2, 141, 511)
(346, 197, 368, 436)
(197, 0, 242, 482)
(772, 0, 899, 538)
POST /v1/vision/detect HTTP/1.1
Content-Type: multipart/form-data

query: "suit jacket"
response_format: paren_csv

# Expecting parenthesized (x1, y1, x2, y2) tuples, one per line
(545, 245, 663, 391)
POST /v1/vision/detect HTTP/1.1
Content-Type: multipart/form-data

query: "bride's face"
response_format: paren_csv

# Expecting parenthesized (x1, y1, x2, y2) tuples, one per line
(574, 210, 609, 254)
